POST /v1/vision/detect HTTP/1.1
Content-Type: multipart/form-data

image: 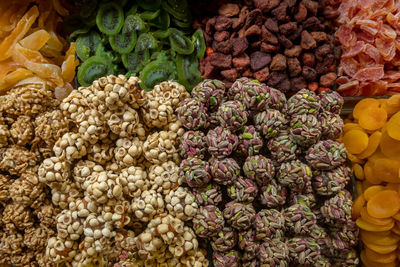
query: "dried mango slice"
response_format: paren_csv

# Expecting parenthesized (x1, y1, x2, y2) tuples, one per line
(343, 129, 369, 154)
(0, 68, 33, 92)
(52, 0, 69, 17)
(361, 230, 400, 246)
(354, 98, 381, 119)
(344, 122, 363, 133)
(365, 247, 397, 264)
(387, 112, 400, 141)
(358, 131, 382, 159)
(61, 54, 79, 83)
(12, 44, 64, 87)
(348, 152, 366, 164)
(373, 158, 400, 183)
(364, 185, 385, 201)
(352, 194, 366, 219)
(365, 242, 398, 254)
(361, 207, 395, 226)
(0, 6, 39, 61)
(353, 163, 365, 180)
(364, 161, 382, 185)
(0, 59, 20, 81)
(357, 217, 394, 232)
(380, 131, 400, 161)
(359, 107, 388, 131)
(367, 190, 400, 218)
(19, 29, 50, 51)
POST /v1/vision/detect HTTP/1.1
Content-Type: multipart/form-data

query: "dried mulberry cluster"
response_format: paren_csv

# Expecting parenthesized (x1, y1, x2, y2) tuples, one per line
(36, 75, 208, 266)
(0, 83, 66, 266)
(179, 78, 358, 266)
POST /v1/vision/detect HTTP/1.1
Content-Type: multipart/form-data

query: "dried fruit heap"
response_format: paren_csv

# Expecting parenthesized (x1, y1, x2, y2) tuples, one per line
(342, 95, 400, 266)
(178, 78, 359, 266)
(33, 75, 208, 266)
(195, 0, 339, 93)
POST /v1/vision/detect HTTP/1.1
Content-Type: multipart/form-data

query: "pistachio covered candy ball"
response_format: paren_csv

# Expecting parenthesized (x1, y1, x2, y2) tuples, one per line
(179, 157, 211, 188)
(206, 126, 238, 159)
(192, 79, 225, 111)
(217, 100, 248, 132)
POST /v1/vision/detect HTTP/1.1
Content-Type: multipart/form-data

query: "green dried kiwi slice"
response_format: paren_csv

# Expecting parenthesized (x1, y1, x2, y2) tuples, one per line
(135, 33, 157, 52)
(137, 0, 161, 11)
(76, 31, 102, 61)
(150, 10, 170, 30)
(139, 59, 176, 91)
(77, 56, 113, 87)
(152, 29, 170, 39)
(169, 28, 194, 55)
(140, 9, 161, 21)
(192, 29, 206, 58)
(129, 15, 146, 31)
(176, 54, 201, 92)
(109, 15, 138, 54)
(96, 2, 124, 35)
(171, 17, 192, 29)
(122, 49, 150, 74)
(161, 0, 189, 21)
(126, 5, 138, 17)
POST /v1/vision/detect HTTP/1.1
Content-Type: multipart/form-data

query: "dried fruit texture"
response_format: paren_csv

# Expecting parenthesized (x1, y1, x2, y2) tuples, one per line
(343, 129, 369, 155)
(367, 190, 400, 219)
(335, 0, 400, 96)
(0, 2, 77, 94)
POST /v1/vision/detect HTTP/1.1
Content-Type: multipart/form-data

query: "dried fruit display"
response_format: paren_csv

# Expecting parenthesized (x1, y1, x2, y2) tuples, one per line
(179, 78, 358, 265)
(194, 0, 339, 93)
(342, 95, 400, 266)
(334, 0, 400, 96)
(67, 0, 204, 90)
(0, 0, 78, 95)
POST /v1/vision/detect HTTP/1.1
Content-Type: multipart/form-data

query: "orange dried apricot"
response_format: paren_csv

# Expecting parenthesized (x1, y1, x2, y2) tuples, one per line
(361, 250, 397, 267)
(391, 222, 400, 235)
(353, 163, 365, 180)
(365, 247, 397, 264)
(344, 122, 363, 133)
(359, 107, 388, 131)
(347, 152, 366, 164)
(361, 207, 394, 226)
(387, 112, 400, 141)
(356, 217, 394, 232)
(354, 98, 381, 119)
(352, 194, 366, 220)
(382, 95, 400, 116)
(363, 180, 375, 192)
(343, 129, 369, 154)
(380, 131, 400, 161)
(361, 230, 400, 246)
(0, 6, 39, 61)
(373, 158, 400, 183)
(365, 242, 398, 254)
(364, 185, 385, 201)
(367, 190, 400, 218)
(364, 161, 382, 185)
(358, 131, 382, 159)
(392, 212, 400, 221)
(385, 183, 400, 192)
(19, 29, 50, 51)
(356, 181, 363, 196)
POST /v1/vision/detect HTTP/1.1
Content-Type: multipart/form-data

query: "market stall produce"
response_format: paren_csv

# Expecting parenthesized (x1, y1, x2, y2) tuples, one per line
(177, 79, 359, 266)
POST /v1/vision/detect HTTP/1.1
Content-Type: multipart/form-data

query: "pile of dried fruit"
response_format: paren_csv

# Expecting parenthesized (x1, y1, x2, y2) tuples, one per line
(32, 74, 209, 266)
(342, 95, 400, 266)
(335, 0, 400, 96)
(67, 0, 204, 91)
(194, 0, 340, 93)
(177, 79, 359, 266)
(0, 0, 78, 94)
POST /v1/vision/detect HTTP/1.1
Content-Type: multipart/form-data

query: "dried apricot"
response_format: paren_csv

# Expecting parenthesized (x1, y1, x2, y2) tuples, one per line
(356, 217, 394, 232)
(364, 185, 385, 201)
(361, 230, 400, 246)
(365, 242, 398, 254)
(363, 180, 375, 192)
(361, 207, 394, 226)
(367, 190, 400, 218)
(373, 158, 400, 183)
(354, 98, 381, 119)
(19, 29, 50, 51)
(391, 222, 400, 235)
(382, 95, 400, 116)
(344, 122, 363, 133)
(348, 152, 366, 164)
(387, 112, 400, 141)
(385, 183, 400, 192)
(358, 131, 382, 159)
(380, 131, 400, 161)
(361, 250, 398, 267)
(356, 181, 363, 196)
(359, 107, 388, 131)
(353, 163, 365, 180)
(364, 161, 382, 185)
(365, 247, 397, 264)
(393, 212, 400, 221)
(352, 194, 366, 219)
(343, 129, 369, 154)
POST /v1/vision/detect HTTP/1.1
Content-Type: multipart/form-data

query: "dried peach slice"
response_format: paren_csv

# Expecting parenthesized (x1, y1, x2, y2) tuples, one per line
(364, 161, 382, 185)
(19, 29, 50, 51)
(354, 98, 381, 119)
(380, 131, 400, 161)
(367, 190, 400, 218)
(343, 129, 369, 154)
(356, 217, 394, 232)
(364, 242, 398, 254)
(352, 194, 366, 220)
(387, 112, 400, 141)
(373, 158, 400, 183)
(0, 6, 39, 61)
(361, 207, 394, 226)
(365, 247, 397, 264)
(353, 163, 365, 180)
(358, 131, 382, 159)
(359, 107, 388, 131)
(364, 185, 385, 201)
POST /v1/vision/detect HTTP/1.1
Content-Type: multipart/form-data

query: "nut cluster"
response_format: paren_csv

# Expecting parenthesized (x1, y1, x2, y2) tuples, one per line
(36, 75, 207, 266)
(178, 78, 358, 266)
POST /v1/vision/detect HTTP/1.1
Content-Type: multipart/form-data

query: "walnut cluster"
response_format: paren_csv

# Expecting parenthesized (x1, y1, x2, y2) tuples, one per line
(35, 75, 207, 266)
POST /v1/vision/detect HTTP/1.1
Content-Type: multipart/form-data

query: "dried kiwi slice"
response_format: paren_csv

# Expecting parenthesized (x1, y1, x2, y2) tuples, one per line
(152, 30, 170, 39)
(122, 49, 150, 74)
(140, 10, 161, 21)
(129, 15, 146, 31)
(136, 33, 157, 52)
(137, 0, 161, 11)
(109, 15, 138, 54)
(96, 2, 124, 35)
(150, 10, 170, 30)
(192, 29, 206, 58)
(139, 59, 176, 91)
(176, 54, 201, 91)
(161, 0, 189, 21)
(126, 5, 138, 16)
(76, 31, 102, 61)
(77, 56, 113, 87)
(169, 28, 194, 55)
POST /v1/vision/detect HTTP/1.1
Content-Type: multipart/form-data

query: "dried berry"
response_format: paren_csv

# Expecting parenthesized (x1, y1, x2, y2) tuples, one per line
(193, 183, 223, 206)
(312, 166, 350, 196)
(243, 155, 275, 186)
(206, 126, 238, 159)
(217, 100, 248, 132)
(284, 203, 317, 235)
(318, 112, 344, 140)
(237, 125, 263, 157)
(180, 130, 207, 159)
(258, 180, 287, 208)
(227, 177, 258, 203)
(290, 114, 322, 147)
(267, 130, 299, 163)
(306, 140, 347, 170)
(180, 157, 211, 188)
(177, 98, 209, 130)
(258, 239, 289, 266)
(254, 109, 287, 139)
(193, 205, 224, 238)
(192, 79, 225, 111)
(254, 209, 285, 241)
(223, 201, 256, 231)
(211, 226, 237, 252)
(210, 157, 241, 185)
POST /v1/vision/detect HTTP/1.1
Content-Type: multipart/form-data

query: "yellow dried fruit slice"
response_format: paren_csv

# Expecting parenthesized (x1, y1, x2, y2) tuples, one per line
(19, 29, 50, 51)
(364, 242, 398, 254)
(364, 161, 382, 185)
(361, 207, 394, 226)
(387, 112, 400, 141)
(358, 131, 382, 159)
(352, 194, 366, 220)
(361, 230, 400, 246)
(364, 185, 385, 201)
(359, 107, 388, 131)
(373, 158, 400, 183)
(354, 98, 381, 119)
(380, 131, 400, 161)
(356, 217, 394, 232)
(367, 190, 400, 218)
(365, 247, 397, 264)
(353, 163, 365, 180)
(343, 129, 369, 154)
